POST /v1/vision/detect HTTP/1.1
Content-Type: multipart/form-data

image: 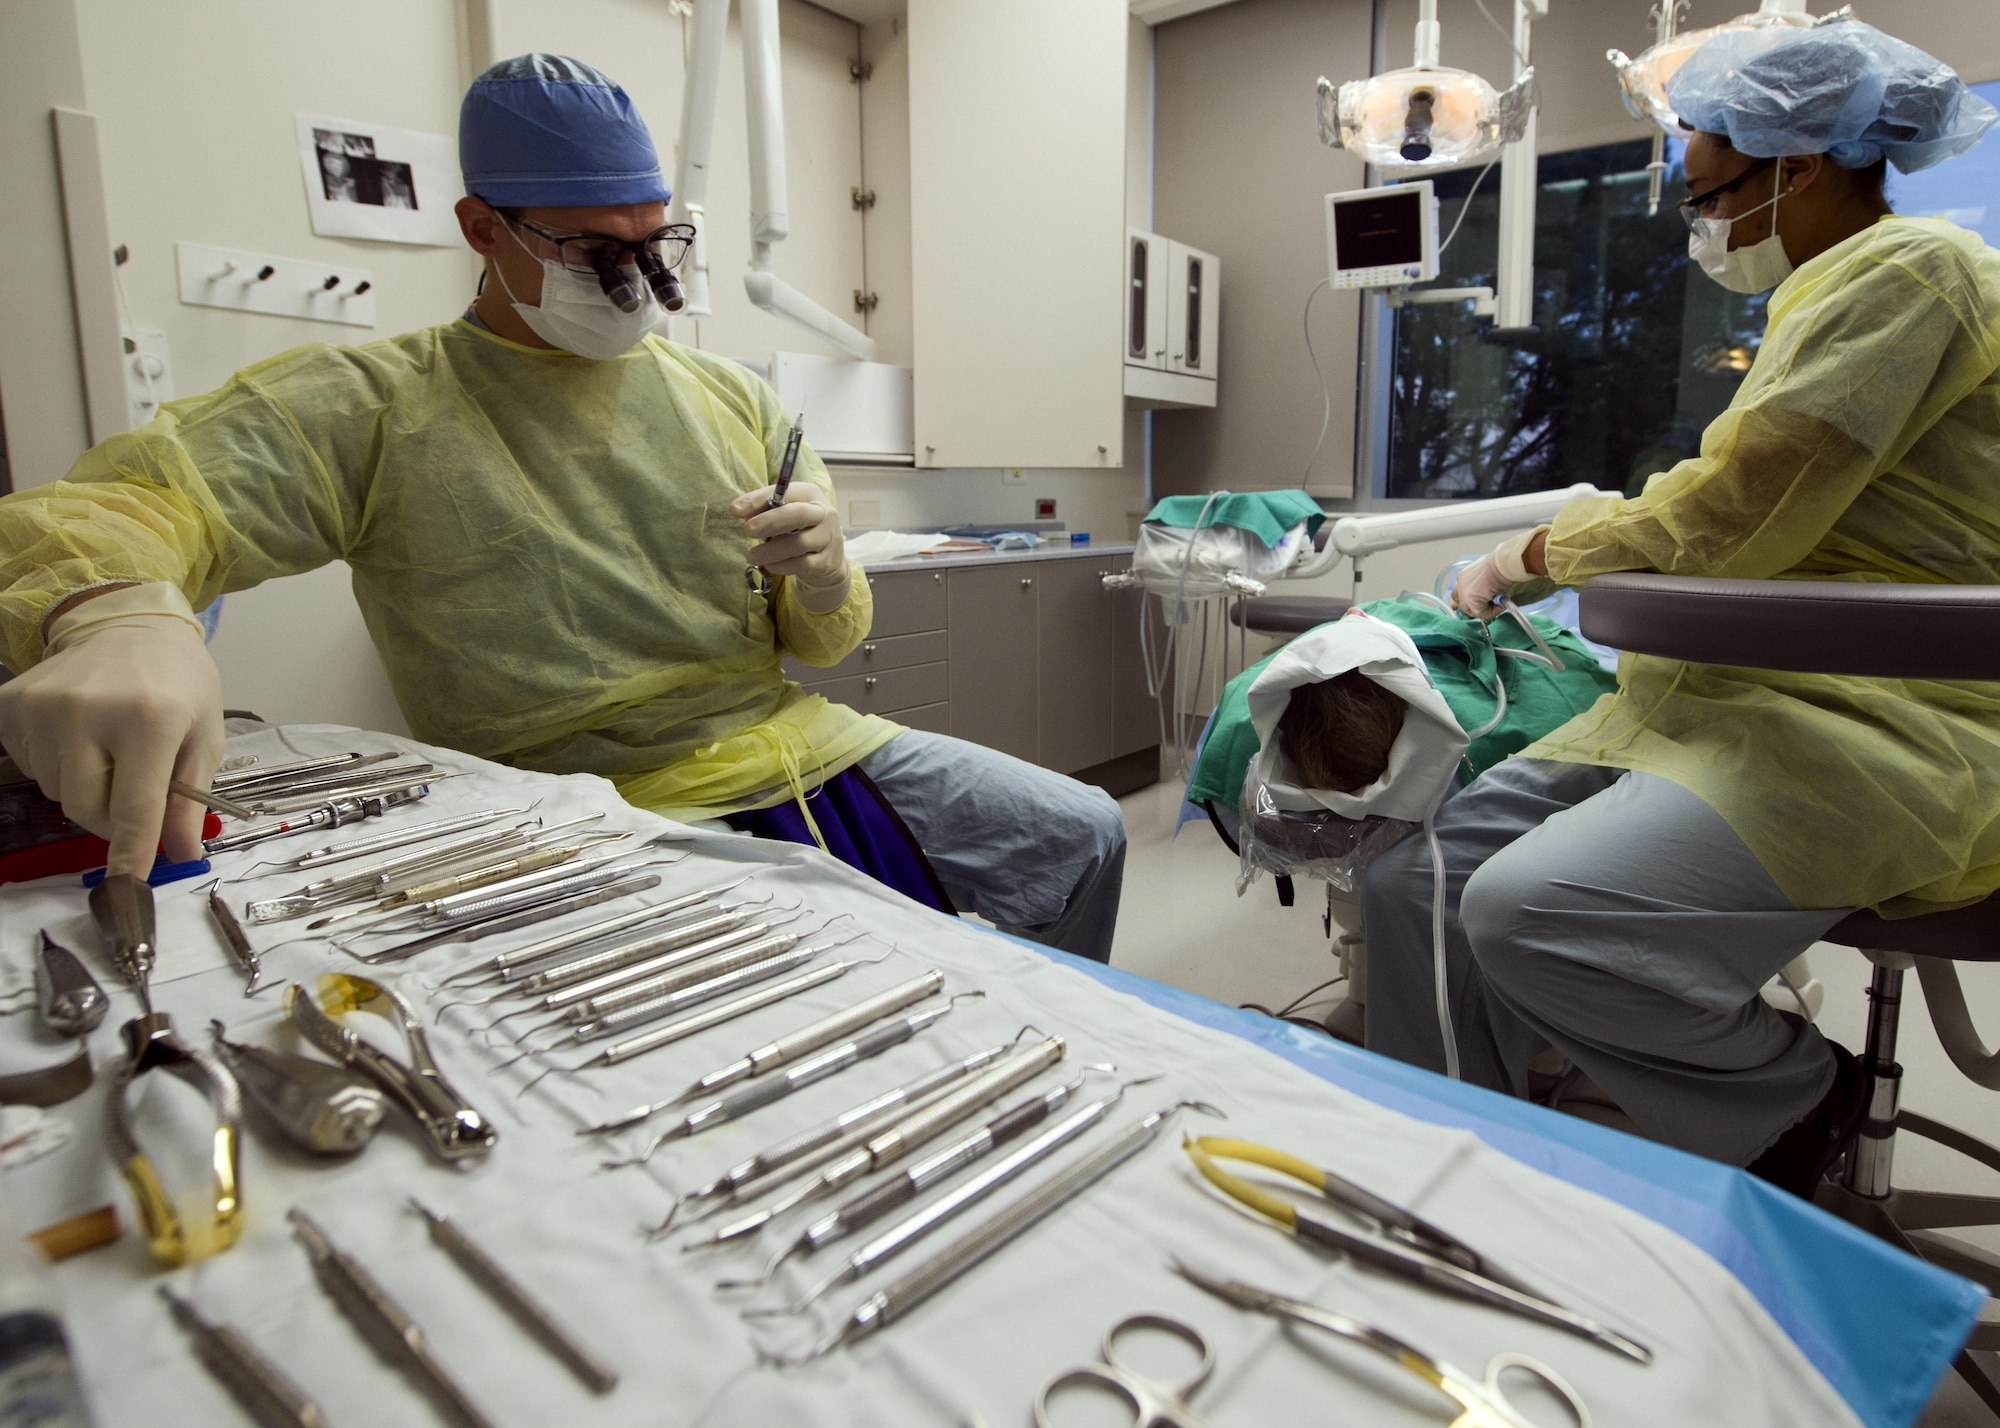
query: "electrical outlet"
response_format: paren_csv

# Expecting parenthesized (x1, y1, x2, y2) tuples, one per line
(850, 498, 882, 527)
(1036, 498, 1057, 520)
(1003, 468, 1027, 485)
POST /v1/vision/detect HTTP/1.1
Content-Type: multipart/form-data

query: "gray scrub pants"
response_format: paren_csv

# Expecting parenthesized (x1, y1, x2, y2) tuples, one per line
(858, 729, 1127, 964)
(1362, 758, 1850, 1164)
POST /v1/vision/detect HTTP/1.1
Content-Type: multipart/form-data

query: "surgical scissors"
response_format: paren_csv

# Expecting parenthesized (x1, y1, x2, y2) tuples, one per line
(1173, 1259, 1594, 1428)
(1182, 1138, 1649, 1364)
(1034, 1314, 1214, 1428)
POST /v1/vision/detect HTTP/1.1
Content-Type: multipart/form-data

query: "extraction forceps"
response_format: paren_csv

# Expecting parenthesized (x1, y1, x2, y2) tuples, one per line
(1172, 1260, 1596, 1428)
(210, 1021, 386, 1156)
(585, 969, 949, 1132)
(684, 1033, 1068, 1247)
(1183, 1138, 1650, 1364)
(602, 985, 972, 1167)
(290, 1208, 500, 1428)
(34, 929, 107, 1036)
(159, 1285, 329, 1428)
(769, 1098, 1222, 1366)
(410, 1199, 619, 1395)
(648, 1037, 1024, 1233)
(286, 973, 496, 1161)
(91, 874, 245, 1265)
(727, 1070, 1126, 1296)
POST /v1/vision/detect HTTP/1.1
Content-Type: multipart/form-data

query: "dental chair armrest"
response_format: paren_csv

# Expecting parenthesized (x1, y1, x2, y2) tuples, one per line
(1577, 574, 2000, 681)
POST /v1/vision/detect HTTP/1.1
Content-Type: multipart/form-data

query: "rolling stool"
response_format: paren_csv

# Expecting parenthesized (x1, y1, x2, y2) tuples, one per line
(1581, 572, 2000, 1410)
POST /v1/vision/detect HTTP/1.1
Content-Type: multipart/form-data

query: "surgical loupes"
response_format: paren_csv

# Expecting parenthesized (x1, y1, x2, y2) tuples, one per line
(92, 873, 246, 1266)
(210, 1022, 386, 1156)
(586, 970, 949, 1133)
(602, 984, 968, 1168)
(289, 1208, 499, 1428)
(683, 1034, 1068, 1248)
(740, 1074, 1144, 1312)
(33, 930, 107, 1037)
(286, 974, 496, 1161)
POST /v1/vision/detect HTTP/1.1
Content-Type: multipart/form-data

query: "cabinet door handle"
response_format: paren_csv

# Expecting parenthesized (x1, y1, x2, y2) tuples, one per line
(864, 676, 878, 691)
(1020, 578, 1034, 589)
(862, 642, 878, 656)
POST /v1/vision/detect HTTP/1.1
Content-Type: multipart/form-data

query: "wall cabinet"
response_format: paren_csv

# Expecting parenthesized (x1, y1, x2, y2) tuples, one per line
(1124, 228, 1219, 410)
(782, 558, 1158, 794)
(907, 0, 1128, 468)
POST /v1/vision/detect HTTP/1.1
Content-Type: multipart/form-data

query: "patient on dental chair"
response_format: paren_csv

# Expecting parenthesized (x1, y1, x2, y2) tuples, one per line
(1274, 670, 1408, 795)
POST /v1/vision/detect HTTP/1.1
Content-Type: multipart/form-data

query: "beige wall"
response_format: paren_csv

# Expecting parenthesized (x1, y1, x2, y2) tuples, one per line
(1152, 0, 1375, 501)
(0, 1, 96, 491)
(1152, 0, 2000, 505)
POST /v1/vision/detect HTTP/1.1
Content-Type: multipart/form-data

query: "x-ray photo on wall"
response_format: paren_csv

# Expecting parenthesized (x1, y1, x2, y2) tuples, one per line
(295, 113, 459, 246)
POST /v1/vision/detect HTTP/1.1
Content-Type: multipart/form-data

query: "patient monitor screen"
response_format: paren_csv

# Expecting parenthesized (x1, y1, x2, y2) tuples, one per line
(1333, 191, 1424, 269)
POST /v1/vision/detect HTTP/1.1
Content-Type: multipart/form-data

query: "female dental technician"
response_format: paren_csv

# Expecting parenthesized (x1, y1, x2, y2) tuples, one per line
(1364, 20, 2000, 1195)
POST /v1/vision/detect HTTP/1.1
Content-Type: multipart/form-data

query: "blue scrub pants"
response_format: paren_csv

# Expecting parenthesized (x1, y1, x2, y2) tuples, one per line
(1363, 758, 1850, 1165)
(859, 729, 1127, 964)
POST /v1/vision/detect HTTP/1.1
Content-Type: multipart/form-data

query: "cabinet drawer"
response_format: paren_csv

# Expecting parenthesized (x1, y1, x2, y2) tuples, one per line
(894, 701, 950, 735)
(867, 569, 950, 637)
(783, 630, 947, 685)
(800, 661, 949, 716)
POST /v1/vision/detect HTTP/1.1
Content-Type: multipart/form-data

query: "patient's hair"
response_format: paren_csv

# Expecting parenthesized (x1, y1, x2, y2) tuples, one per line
(1275, 670, 1407, 794)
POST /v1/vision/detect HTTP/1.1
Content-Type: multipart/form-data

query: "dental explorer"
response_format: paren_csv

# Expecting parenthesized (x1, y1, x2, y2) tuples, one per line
(601, 986, 969, 1166)
(586, 970, 949, 1133)
(409, 1199, 619, 1395)
(439, 876, 751, 986)
(158, 1285, 328, 1428)
(654, 1041, 1023, 1232)
(464, 899, 787, 1005)
(244, 814, 585, 919)
(206, 886, 269, 995)
(519, 960, 862, 1092)
(268, 805, 535, 873)
(359, 875, 668, 967)
(770, 1099, 1222, 1366)
(310, 842, 633, 930)
(289, 1208, 499, 1428)
(740, 1075, 1146, 1312)
(685, 1035, 1068, 1247)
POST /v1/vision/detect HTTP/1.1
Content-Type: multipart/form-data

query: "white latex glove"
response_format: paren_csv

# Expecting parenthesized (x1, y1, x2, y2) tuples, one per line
(0, 583, 224, 876)
(730, 482, 852, 614)
(1451, 526, 1548, 620)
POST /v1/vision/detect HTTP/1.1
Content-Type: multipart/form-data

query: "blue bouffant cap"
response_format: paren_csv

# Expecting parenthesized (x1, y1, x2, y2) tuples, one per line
(1668, 20, 1997, 175)
(459, 54, 671, 206)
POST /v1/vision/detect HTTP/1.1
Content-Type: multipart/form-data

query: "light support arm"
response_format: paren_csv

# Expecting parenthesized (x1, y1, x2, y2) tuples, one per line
(1493, 0, 1546, 335)
(1285, 482, 1606, 582)
(670, 0, 729, 318)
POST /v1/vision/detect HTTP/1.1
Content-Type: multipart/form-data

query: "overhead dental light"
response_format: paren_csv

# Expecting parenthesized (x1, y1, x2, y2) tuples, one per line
(1316, 0, 1545, 339)
(1317, 0, 1538, 174)
(1607, 1, 1847, 138)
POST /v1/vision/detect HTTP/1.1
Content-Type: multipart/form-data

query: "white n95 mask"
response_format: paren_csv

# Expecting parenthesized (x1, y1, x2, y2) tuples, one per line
(494, 223, 661, 359)
(1688, 166, 1794, 295)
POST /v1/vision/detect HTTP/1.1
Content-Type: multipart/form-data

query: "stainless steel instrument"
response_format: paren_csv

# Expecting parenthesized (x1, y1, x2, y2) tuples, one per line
(159, 1285, 329, 1428)
(33, 929, 107, 1036)
(206, 886, 270, 995)
(286, 974, 495, 1161)
(410, 1199, 618, 1395)
(290, 1208, 498, 1428)
(210, 1021, 385, 1155)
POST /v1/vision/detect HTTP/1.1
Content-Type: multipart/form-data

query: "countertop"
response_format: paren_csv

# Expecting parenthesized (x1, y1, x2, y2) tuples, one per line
(856, 541, 1135, 574)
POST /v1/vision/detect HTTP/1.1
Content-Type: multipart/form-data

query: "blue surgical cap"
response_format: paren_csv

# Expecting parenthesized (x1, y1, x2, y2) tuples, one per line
(1668, 19, 1998, 174)
(460, 54, 671, 207)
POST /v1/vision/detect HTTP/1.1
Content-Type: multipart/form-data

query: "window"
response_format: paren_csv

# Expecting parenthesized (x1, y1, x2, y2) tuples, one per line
(1386, 138, 1769, 499)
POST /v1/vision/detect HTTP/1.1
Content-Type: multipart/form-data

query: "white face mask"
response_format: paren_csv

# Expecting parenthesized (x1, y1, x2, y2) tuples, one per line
(492, 222, 662, 359)
(1687, 164, 1794, 295)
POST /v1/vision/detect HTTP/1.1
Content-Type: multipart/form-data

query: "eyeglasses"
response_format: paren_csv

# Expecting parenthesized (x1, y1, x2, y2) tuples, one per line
(505, 215, 695, 274)
(503, 213, 692, 312)
(1676, 157, 1775, 230)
